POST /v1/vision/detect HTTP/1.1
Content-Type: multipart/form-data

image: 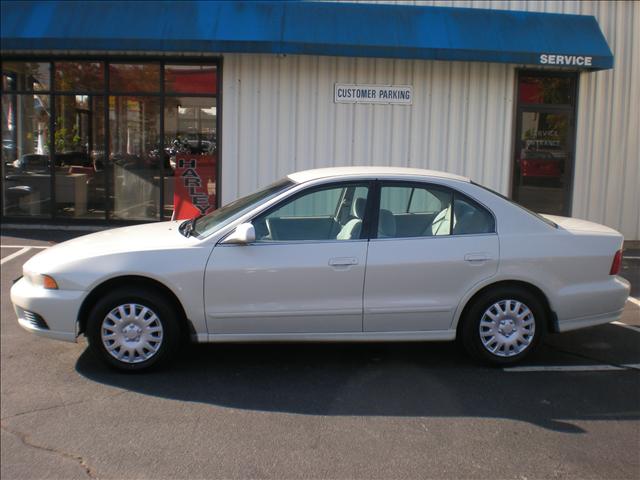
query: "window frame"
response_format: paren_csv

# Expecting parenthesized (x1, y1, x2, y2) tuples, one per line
(370, 180, 497, 240)
(249, 180, 375, 244)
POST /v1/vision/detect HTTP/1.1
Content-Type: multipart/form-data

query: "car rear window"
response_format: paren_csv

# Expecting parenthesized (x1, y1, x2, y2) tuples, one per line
(471, 182, 558, 228)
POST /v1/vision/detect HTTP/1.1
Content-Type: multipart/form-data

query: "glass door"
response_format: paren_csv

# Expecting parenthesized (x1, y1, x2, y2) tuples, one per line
(512, 72, 577, 216)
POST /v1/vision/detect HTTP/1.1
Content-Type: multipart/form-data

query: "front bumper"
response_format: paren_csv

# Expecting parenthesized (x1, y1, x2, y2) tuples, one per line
(10, 277, 85, 342)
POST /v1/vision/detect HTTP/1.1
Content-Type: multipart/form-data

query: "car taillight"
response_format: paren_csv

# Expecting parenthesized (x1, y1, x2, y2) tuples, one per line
(609, 249, 623, 275)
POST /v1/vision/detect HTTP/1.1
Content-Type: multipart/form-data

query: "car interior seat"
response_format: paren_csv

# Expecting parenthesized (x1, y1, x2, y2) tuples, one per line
(377, 209, 397, 238)
(429, 204, 452, 236)
(336, 197, 366, 240)
(452, 203, 492, 234)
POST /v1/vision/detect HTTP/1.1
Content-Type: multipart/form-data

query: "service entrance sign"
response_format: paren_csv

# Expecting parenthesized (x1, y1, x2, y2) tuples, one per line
(334, 84, 413, 105)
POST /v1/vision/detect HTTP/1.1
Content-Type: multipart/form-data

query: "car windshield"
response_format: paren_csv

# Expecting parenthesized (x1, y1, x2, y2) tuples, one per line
(471, 181, 558, 228)
(192, 178, 295, 237)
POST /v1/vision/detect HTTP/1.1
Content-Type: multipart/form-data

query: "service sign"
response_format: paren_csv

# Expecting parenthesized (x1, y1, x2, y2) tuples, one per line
(173, 154, 217, 220)
(334, 84, 412, 105)
(539, 54, 593, 67)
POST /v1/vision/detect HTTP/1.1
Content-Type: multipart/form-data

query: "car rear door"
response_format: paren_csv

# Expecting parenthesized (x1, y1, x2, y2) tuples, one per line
(363, 181, 499, 332)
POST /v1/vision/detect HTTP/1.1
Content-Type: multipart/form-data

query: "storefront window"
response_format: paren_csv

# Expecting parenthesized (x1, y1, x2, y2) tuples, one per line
(165, 65, 217, 94)
(164, 97, 217, 218)
(109, 96, 161, 220)
(55, 61, 104, 92)
(1, 59, 217, 223)
(54, 95, 105, 218)
(109, 63, 160, 93)
(2, 61, 50, 91)
(1, 93, 52, 217)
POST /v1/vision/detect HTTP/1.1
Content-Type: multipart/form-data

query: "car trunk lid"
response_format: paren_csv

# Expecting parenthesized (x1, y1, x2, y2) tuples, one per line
(541, 214, 622, 236)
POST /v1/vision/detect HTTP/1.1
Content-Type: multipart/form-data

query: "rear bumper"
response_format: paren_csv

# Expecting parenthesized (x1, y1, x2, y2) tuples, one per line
(10, 277, 84, 343)
(554, 276, 630, 332)
(553, 276, 630, 321)
(556, 307, 625, 333)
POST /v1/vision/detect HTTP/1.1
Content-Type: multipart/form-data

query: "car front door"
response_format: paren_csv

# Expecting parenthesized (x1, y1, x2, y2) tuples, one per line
(204, 182, 372, 335)
(363, 181, 499, 332)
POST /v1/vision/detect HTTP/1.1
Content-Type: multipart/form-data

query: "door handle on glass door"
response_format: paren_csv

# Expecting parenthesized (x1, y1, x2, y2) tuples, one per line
(329, 257, 358, 267)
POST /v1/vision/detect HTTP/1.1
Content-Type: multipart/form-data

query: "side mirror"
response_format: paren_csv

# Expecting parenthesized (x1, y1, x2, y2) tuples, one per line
(222, 223, 256, 245)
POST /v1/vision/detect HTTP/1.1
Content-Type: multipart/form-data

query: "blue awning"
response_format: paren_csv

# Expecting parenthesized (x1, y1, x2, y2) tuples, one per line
(1, 1, 613, 70)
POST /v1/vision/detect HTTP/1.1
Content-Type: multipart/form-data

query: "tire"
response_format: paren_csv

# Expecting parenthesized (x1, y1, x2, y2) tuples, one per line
(461, 287, 546, 366)
(86, 287, 181, 371)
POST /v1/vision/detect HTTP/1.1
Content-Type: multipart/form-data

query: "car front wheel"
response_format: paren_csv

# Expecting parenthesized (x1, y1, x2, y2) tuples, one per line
(461, 287, 546, 365)
(86, 287, 180, 371)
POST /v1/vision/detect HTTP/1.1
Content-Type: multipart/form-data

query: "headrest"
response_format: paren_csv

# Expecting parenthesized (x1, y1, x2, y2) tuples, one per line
(430, 205, 452, 236)
(454, 199, 473, 217)
(352, 197, 366, 219)
(378, 209, 397, 237)
(453, 210, 492, 235)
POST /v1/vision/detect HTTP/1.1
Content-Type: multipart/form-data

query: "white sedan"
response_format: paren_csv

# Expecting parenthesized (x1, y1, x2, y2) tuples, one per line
(11, 167, 630, 371)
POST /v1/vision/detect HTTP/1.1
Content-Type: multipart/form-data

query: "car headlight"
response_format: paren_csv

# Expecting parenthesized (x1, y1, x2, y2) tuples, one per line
(26, 272, 59, 290)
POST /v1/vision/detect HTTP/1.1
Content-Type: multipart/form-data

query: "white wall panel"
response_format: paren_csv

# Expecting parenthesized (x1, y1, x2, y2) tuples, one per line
(222, 1, 639, 239)
(222, 55, 515, 203)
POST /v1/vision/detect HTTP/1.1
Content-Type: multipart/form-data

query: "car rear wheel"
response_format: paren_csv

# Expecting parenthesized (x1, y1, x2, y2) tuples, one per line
(86, 287, 180, 371)
(461, 287, 546, 365)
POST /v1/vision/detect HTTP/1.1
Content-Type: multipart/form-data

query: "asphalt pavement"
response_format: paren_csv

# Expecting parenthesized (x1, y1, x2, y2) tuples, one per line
(1, 228, 639, 479)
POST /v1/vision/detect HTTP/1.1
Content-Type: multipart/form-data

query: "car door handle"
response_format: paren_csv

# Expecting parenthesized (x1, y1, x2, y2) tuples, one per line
(329, 257, 359, 267)
(464, 253, 490, 263)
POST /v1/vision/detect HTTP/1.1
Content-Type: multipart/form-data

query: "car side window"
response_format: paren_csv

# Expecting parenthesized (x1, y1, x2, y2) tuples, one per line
(253, 183, 370, 242)
(452, 195, 495, 235)
(376, 183, 495, 238)
(408, 188, 443, 214)
(378, 184, 452, 238)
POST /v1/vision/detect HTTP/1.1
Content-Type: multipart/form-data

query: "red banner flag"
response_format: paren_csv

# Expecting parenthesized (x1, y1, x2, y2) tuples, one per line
(172, 154, 217, 219)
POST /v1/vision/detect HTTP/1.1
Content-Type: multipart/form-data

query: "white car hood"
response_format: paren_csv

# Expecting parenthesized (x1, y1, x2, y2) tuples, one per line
(24, 221, 198, 273)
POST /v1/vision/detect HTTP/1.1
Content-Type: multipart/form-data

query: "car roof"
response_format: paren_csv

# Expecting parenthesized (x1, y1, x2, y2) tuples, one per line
(287, 166, 470, 184)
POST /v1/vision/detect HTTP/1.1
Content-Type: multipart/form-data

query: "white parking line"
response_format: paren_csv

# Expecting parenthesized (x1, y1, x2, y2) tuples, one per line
(504, 364, 640, 372)
(624, 256, 640, 260)
(612, 321, 640, 332)
(0, 247, 32, 265)
(0, 245, 49, 249)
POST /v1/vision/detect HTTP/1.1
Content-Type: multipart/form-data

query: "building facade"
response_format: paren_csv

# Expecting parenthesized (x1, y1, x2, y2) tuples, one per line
(1, 1, 638, 239)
